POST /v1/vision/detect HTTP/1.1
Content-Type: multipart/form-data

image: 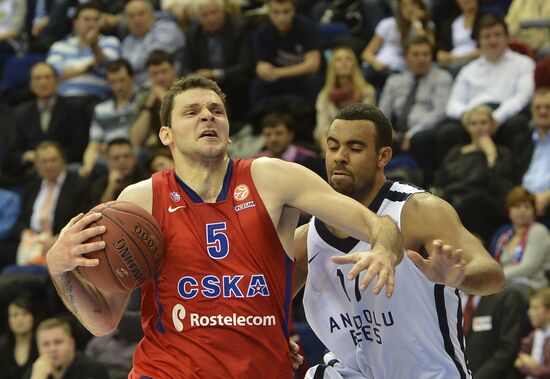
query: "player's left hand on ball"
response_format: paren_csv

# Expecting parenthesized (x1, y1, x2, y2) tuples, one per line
(407, 239, 465, 288)
(331, 246, 396, 298)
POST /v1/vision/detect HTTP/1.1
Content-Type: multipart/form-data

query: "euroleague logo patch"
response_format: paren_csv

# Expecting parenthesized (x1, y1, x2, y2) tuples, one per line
(233, 184, 249, 201)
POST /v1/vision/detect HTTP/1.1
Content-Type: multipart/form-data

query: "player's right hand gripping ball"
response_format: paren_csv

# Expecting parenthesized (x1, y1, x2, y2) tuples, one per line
(78, 201, 165, 292)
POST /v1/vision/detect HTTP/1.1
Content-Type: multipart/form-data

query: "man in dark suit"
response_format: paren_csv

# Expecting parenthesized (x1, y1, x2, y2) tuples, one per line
(11, 141, 90, 250)
(182, 0, 253, 123)
(464, 285, 528, 379)
(4, 62, 90, 177)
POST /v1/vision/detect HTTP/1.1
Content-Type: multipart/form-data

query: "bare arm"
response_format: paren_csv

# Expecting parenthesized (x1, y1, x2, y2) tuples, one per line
(293, 224, 309, 298)
(403, 192, 505, 295)
(46, 213, 131, 336)
(360, 35, 385, 70)
(252, 158, 402, 297)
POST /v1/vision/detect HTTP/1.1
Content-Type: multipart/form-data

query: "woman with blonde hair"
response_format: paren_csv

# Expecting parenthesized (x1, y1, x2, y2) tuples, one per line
(314, 46, 375, 151)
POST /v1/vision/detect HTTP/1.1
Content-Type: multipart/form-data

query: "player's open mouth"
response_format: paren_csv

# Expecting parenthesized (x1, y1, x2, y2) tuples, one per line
(199, 130, 218, 138)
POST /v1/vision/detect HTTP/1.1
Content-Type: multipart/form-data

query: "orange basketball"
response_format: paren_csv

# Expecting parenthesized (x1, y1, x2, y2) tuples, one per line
(77, 201, 164, 292)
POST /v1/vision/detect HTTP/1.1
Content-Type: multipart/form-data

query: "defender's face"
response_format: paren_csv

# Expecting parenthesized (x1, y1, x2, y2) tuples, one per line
(162, 88, 230, 160)
(325, 119, 380, 199)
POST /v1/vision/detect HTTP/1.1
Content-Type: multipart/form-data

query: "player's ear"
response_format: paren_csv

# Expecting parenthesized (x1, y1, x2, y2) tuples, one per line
(378, 146, 393, 168)
(159, 126, 172, 145)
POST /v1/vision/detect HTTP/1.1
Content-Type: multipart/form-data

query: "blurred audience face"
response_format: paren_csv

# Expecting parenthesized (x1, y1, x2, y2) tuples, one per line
(456, 0, 478, 13)
(107, 67, 134, 101)
(332, 48, 355, 78)
(399, 0, 425, 22)
(30, 64, 58, 100)
(268, 0, 295, 35)
(126, 0, 155, 38)
(150, 154, 175, 172)
(35, 145, 66, 183)
(198, 0, 226, 34)
(463, 111, 494, 139)
(148, 61, 177, 90)
(508, 201, 535, 227)
(73, 8, 101, 38)
(37, 326, 75, 371)
(532, 92, 550, 132)
(107, 143, 136, 178)
(405, 42, 432, 76)
(262, 123, 294, 157)
(479, 24, 508, 62)
(528, 297, 550, 329)
(8, 303, 34, 336)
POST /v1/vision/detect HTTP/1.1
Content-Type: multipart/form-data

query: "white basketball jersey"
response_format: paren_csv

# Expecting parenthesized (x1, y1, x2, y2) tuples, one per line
(303, 181, 471, 379)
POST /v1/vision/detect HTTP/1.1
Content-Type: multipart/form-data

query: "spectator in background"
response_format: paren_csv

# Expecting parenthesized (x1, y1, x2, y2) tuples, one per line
(5, 63, 89, 178)
(505, 0, 550, 59)
(433, 105, 514, 245)
(0, 0, 26, 73)
(491, 187, 550, 301)
(80, 59, 138, 179)
(90, 138, 149, 204)
(22, 317, 110, 379)
(315, 46, 375, 153)
(46, 2, 121, 99)
(518, 87, 550, 221)
(379, 35, 452, 175)
(0, 296, 40, 379)
(256, 111, 325, 179)
(360, 0, 435, 91)
(146, 147, 174, 173)
(182, 0, 253, 123)
(464, 286, 526, 379)
(436, 0, 482, 76)
(122, 0, 184, 85)
(251, 0, 321, 108)
(515, 287, 550, 377)
(439, 14, 535, 161)
(10, 141, 90, 263)
(130, 50, 178, 150)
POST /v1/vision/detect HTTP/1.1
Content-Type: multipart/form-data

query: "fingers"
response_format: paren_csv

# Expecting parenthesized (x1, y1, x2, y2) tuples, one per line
(406, 249, 426, 268)
(76, 224, 106, 245)
(72, 239, 105, 257)
(72, 212, 103, 233)
(74, 257, 100, 267)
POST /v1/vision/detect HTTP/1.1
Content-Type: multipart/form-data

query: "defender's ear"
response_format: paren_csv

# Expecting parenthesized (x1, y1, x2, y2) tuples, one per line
(378, 146, 393, 168)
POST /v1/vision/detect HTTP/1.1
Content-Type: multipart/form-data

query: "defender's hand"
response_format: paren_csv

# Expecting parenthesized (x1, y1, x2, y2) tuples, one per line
(407, 240, 465, 288)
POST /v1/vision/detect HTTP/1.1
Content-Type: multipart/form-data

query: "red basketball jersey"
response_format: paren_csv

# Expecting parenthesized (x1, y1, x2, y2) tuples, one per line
(130, 159, 294, 379)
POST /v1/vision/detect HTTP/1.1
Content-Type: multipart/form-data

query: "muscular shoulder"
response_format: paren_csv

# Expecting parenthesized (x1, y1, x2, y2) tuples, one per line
(402, 192, 460, 248)
(117, 178, 153, 214)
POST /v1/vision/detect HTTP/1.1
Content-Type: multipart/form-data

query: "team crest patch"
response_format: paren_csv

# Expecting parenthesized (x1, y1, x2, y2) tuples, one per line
(170, 191, 181, 202)
(233, 184, 250, 201)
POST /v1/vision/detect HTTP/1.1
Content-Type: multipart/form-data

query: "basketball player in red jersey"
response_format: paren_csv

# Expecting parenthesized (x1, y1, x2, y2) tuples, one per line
(45, 76, 403, 378)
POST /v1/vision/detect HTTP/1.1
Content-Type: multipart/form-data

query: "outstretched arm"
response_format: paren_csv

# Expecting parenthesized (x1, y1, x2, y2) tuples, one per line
(252, 158, 403, 297)
(402, 192, 505, 295)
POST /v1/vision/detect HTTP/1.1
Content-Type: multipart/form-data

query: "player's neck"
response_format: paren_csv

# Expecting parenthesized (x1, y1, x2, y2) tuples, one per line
(175, 155, 230, 202)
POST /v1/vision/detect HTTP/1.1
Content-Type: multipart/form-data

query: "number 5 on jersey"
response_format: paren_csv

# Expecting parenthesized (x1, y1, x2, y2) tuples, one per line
(206, 222, 229, 259)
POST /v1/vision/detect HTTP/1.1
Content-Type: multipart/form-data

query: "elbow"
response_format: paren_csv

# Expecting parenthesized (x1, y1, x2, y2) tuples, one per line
(87, 319, 119, 337)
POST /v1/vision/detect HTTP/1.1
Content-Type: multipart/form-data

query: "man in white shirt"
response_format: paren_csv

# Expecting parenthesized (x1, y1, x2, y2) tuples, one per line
(436, 14, 535, 162)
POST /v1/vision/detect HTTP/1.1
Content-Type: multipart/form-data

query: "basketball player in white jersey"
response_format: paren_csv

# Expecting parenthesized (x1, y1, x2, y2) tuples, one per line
(294, 103, 506, 379)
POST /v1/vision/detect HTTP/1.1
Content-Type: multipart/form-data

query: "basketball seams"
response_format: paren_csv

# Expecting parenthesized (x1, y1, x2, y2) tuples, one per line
(102, 209, 155, 283)
(109, 201, 164, 238)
